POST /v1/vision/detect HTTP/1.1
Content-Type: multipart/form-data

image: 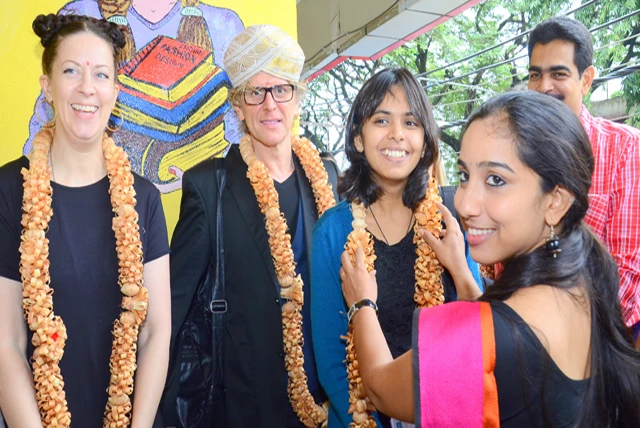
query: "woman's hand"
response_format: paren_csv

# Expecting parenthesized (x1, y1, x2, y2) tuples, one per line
(421, 202, 482, 300)
(340, 247, 378, 308)
(420, 201, 469, 276)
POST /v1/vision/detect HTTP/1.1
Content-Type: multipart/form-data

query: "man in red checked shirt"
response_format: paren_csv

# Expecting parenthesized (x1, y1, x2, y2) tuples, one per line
(528, 16, 640, 347)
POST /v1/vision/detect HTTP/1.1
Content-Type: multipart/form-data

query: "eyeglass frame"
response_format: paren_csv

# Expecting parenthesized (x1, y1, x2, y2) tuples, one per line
(242, 84, 296, 106)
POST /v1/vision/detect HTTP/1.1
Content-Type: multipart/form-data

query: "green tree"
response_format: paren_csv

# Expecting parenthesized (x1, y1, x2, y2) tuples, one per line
(301, 0, 640, 182)
(576, 0, 640, 127)
(301, 60, 383, 153)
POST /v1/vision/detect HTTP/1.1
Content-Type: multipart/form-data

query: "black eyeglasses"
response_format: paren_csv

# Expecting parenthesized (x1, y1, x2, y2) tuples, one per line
(243, 84, 295, 105)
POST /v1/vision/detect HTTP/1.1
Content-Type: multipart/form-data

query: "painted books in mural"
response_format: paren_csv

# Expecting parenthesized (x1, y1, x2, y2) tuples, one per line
(113, 35, 232, 142)
(119, 35, 215, 102)
(125, 112, 228, 186)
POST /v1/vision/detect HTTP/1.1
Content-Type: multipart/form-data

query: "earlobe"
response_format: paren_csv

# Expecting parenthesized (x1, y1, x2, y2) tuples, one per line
(354, 136, 364, 152)
(40, 75, 51, 101)
(581, 66, 595, 96)
(294, 99, 301, 118)
(111, 85, 120, 113)
(233, 103, 245, 121)
(544, 186, 575, 228)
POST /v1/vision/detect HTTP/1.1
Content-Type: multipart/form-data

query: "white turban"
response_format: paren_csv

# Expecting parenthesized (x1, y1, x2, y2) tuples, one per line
(223, 24, 305, 88)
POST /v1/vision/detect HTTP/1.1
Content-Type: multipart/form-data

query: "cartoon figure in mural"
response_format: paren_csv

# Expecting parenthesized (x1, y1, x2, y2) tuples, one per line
(25, 0, 244, 193)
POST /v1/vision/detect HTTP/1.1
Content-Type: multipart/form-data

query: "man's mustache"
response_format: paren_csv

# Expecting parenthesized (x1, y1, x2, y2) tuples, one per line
(543, 92, 565, 101)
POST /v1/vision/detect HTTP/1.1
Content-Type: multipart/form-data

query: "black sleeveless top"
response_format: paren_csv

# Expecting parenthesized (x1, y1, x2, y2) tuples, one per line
(492, 301, 589, 427)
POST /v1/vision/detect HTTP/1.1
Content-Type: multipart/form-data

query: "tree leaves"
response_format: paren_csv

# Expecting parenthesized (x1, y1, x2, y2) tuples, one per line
(301, 0, 640, 179)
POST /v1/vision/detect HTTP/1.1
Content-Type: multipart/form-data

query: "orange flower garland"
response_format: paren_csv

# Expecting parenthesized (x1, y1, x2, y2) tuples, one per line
(20, 127, 70, 427)
(412, 176, 446, 308)
(343, 175, 444, 426)
(239, 134, 336, 427)
(343, 203, 377, 427)
(480, 264, 495, 280)
(102, 132, 148, 428)
(19, 128, 147, 428)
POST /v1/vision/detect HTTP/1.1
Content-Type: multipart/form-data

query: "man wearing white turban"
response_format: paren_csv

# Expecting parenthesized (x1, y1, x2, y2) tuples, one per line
(167, 25, 340, 427)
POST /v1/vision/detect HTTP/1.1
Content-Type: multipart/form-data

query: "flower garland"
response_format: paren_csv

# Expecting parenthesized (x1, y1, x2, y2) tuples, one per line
(343, 203, 377, 427)
(239, 134, 336, 427)
(20, 127, 147, 428)
(343, 175, 444, 426)
(480, 264, 495, 280)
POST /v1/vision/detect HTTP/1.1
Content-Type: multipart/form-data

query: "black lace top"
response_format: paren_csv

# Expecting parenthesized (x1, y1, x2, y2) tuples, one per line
(374, 230, 457, 359)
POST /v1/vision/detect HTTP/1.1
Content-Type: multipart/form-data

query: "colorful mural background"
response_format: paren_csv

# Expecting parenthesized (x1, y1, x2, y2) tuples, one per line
(0, 0, 298, 235)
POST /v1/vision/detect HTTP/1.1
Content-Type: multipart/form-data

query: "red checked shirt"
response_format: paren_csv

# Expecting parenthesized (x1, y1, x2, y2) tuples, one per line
(580, 105, 640, 327)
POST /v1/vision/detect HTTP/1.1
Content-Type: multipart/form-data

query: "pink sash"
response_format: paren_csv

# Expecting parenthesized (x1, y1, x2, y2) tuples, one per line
(413, 301, 499, 427)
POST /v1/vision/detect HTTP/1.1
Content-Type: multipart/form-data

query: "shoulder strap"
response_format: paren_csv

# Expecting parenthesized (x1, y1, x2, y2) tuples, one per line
(414, 302, 498, 427)
(210, 157, 227, 390)
(210, 157, 227, 313)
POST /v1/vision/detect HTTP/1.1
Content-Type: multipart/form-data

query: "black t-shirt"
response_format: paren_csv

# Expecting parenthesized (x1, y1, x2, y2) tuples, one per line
(274, 170, 324, 427)
(273, 170, 299, 239)
(0, 156, 169, 427)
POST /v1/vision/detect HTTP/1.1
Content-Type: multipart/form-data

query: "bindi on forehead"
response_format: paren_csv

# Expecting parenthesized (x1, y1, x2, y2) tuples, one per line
(86, 61, 90, 66)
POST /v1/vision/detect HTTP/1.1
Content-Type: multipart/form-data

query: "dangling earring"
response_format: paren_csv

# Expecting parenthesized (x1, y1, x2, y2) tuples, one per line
(106, 112, 123, 133)
(36, 98, 56, 128)
(421, 147, 426, 158)
(546, 224, 561, 258)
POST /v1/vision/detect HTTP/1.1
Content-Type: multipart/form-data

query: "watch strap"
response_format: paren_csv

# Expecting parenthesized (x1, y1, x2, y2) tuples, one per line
(347, 298, 378, 324)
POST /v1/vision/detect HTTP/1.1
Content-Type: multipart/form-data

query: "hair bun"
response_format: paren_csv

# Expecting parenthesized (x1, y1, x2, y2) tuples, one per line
(32, 13, 86, 47)
(32, 13, 58, 47)
(32, 13, 126, 54)
(105, 21, 126, 50)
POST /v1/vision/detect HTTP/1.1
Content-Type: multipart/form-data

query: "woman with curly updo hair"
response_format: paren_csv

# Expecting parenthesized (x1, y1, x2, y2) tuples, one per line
(0, 13, 170, 428)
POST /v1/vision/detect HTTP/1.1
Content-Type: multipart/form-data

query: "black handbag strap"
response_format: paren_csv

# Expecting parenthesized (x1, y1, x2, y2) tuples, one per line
(210, 158, 227, 313)
(210, 158, 227, 390)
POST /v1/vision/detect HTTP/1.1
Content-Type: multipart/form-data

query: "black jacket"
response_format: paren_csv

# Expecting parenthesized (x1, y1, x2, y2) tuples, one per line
(162, 145, 340, 427)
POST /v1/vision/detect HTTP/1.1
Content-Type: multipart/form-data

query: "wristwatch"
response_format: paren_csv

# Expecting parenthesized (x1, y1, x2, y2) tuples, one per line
(347, 298, 378, 324)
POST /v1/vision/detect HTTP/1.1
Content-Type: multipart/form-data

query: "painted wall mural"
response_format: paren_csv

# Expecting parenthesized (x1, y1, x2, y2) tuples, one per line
(26, 0, 244, 194)
(0, 0, 298, 235)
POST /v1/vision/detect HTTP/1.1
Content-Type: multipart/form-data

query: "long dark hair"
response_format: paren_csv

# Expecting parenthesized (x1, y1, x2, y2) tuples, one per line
(338, 68, 439, 209)
(470, 91, 640, 426)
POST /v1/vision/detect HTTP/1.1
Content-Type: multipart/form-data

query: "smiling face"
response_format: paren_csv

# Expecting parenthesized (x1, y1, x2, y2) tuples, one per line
(233, 71, 300, 149)
(356, 86, 424, 191)
(528, 40, 594, 117)
(455, 116, 554, 265)
(40, 32, 119, 147)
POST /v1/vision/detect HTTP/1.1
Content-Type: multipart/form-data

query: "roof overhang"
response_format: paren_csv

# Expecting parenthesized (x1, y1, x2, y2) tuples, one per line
(297, 0, 484, 80)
